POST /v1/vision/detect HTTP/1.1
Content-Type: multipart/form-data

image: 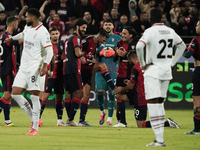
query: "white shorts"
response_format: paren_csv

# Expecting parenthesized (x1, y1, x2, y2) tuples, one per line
(13, 68, 46, 91)
(144, 76, 170, 100)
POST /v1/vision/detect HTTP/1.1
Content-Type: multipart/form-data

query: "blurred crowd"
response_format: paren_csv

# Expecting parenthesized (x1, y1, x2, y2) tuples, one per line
(0, 0, 200, 41)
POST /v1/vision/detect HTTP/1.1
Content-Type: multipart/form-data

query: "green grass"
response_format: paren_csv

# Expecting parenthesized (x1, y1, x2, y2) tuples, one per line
(0, 107, 199, 150)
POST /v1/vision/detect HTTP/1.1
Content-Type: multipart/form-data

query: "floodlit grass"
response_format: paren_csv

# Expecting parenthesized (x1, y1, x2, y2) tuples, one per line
(0, 107, 199, 150)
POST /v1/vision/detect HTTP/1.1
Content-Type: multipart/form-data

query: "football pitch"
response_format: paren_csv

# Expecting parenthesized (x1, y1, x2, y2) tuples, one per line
(0, 107, 199, 150)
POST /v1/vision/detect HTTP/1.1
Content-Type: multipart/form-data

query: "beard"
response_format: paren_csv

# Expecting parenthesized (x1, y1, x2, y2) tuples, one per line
(78, 28, 84, 38)
(26, 21, 33, 26)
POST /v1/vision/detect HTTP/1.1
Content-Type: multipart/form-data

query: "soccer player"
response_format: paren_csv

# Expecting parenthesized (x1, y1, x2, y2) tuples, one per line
(115, 50, 181, 128)
(136, 8, 186, 146)
(95, 19, 122, 126)
(39, 26, 65, 126)
(79, 29, 117, 126)
(183, 20, 200, 135)
(113, 26, 138, 127)
(0, 16, 20, 127)
(63, 18, 87, 126)
(5, 8, 53, 135)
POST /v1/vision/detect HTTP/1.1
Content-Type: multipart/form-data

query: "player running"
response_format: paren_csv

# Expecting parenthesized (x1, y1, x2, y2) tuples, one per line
(95, 19, 122, 126)
(39, 26, 65, 127)
(78, 29, 117, 126)
(136, 8, 186, 146)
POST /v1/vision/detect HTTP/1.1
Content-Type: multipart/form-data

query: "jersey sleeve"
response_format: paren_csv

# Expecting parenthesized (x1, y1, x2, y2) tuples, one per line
(172, 30, 183, 45)
(187, 38, 198, 52)
(40, 30, 52, 48)
(130, 67, 139, 83)
(82, 39, 89, 51)
(72, 35, 81, 48)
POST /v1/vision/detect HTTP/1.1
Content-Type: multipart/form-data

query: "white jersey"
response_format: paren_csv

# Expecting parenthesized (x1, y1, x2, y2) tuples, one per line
(138, 23, 183, 80)
(20, 23, 52, 71)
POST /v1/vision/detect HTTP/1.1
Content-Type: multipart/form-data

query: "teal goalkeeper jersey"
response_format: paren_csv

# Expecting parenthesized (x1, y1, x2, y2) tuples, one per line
(95, 33, 122, 75)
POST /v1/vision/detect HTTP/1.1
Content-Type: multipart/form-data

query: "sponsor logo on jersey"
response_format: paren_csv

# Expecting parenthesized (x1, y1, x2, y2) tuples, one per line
(77, 38, 80, 45)
(112, 38, 114, 42)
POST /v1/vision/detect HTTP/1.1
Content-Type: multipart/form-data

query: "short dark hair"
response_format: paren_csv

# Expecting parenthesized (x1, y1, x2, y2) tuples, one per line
(127, 50, 137, 59)
(103, 19, 113, 25)
(98, 29, 109, 38)
(124, 26, 137, 39)
(49, 26, 60, 33)
(6, 16, 18, 26)
(74, 18, 88, 29)
(27, 8, 40, 19)
(150, 8, 162, 24)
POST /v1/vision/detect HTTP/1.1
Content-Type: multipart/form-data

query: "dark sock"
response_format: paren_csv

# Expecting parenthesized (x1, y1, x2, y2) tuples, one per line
(55, 101, 63, 120)
(69, 96, 81, 121)
(165, 120, 170, 127)
(116, 103, 120, 121)
(79, 100, 88, 122)
(101, 69, 116, 90)
(64, 98, 71, 118)
(145, 121, 151, 127)
(117, 100, 126, 125)
(96, 91, 105, 111)
(0, 98, 6, 113)
(40, 100, 47, 119)
(4, 104, 11, 121)
(194, 116, 200, 131)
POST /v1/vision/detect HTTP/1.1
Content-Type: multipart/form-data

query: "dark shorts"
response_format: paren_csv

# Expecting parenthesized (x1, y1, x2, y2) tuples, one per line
(192, 67, 200, 96)
(126, 89, 135, 105)
(64, 73, 83, 92)
(45, 77, 64, 94)
(81, 69, 92, 86)
(1, 74, 15, 92)
(116, 77, 127, 87)
(134, 105, 147, 121)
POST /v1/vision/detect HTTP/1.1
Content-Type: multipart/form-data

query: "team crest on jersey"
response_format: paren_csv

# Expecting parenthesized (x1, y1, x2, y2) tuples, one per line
(82, 40, 86, 44)
(112, 38, 114, 42)
(60, 45, 63, 50)
(131, 45, 135, 50)
(77, 38, 80, 45)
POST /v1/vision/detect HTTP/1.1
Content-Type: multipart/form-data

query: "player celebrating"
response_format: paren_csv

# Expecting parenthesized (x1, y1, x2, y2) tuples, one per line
(183, 20, 200, 135)
(113, 26, 138, 127)
(95, 19, 122, 126)
(136, 8, 186, 146)
(115, 50, 181, 128)
(39, 26, 65, 126)
(5, 8, 53, 135)
(0, 16, 20, 127)
(79, 29, 117, 126)
(63, 18, 87, 126)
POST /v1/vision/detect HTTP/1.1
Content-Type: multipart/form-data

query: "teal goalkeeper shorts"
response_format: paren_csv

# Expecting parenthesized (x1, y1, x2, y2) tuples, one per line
(95, 72, 117, 91)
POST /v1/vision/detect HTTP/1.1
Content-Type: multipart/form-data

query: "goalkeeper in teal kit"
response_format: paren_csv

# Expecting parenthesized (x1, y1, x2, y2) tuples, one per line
(95, 19, 122, 125)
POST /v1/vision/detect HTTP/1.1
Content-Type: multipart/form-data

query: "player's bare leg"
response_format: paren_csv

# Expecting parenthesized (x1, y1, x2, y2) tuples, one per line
(55, 94, 65, 126)
(78, 83, 93, 126)
(185, 96, 200, 134)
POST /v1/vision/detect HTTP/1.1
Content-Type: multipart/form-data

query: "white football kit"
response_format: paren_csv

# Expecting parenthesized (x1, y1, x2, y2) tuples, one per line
(137, 23, 186, 99)
(13, 23, 52, 91)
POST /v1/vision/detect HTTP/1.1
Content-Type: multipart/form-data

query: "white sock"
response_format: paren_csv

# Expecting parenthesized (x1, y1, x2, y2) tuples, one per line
(107, 117, 112, 122)
(57, 119, 62, 124)
(101, 110, 105, 115)
(30, 95, 40, 131)
(5, 120, 11, 124)
(147, 103, 164, 143)
(12, 94, 32, 120)
(157, 103, 165, 143)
